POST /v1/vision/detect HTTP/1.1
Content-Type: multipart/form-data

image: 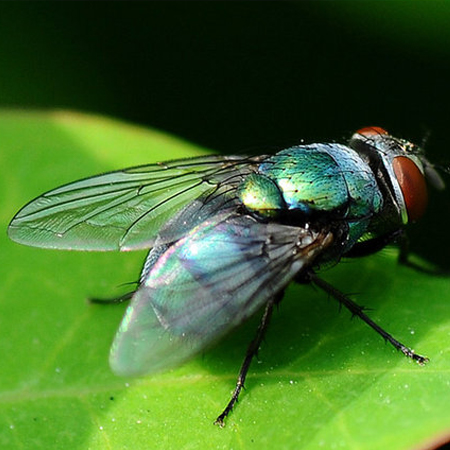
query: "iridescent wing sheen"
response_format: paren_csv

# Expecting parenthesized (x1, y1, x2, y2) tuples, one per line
(8, 155, 261, 251)
(110, 211, 333, 376)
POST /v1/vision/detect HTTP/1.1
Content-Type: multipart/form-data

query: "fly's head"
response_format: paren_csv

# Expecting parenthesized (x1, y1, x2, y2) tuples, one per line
(349, 127, 444, 229)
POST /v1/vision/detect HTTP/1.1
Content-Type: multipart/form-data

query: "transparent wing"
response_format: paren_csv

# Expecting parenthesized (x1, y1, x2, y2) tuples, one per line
(8, 155, 261, 251)
(110, 211, 333, 376)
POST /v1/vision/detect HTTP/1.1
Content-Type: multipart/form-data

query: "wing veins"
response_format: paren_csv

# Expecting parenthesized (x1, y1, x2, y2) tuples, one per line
(15, 155, 257, 224)
(160, 233, 299, 330)
(17, 171, 215, 221)
(119, 179, 208, 245)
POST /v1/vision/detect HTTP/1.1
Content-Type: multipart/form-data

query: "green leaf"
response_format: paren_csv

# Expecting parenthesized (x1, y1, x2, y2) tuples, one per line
(1, 110, 450, 449)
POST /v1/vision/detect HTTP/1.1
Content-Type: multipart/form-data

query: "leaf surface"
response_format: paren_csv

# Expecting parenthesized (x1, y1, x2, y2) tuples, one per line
(1, 110, 450, 450)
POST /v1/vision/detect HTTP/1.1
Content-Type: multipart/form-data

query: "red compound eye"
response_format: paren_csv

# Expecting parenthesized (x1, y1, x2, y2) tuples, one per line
(392, 156, 428, 222)
(355, 126, 388, 137)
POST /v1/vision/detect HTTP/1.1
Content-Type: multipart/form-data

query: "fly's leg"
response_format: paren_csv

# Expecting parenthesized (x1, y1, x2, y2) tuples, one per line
(214, 294, 279, 427)
(89, 291, 135, 305)
(307, 271, 428, 364)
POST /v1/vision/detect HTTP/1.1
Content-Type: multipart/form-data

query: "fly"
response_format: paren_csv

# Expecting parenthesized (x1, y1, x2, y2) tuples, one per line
(7, 127, 445, 426)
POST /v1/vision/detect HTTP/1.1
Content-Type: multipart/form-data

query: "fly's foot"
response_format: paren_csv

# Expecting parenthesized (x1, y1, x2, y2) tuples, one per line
(400, 345, 429, 365)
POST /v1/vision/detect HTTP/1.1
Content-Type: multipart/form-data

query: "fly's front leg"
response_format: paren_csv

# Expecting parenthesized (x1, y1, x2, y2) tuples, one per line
(215, 293, 281, 427)
(307, 271, 428, 364)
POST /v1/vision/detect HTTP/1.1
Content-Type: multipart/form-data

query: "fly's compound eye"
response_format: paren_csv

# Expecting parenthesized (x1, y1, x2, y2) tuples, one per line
(354, 126, 389, 138)
(349, 127, 390, 150)
(392, 156, 428, 222)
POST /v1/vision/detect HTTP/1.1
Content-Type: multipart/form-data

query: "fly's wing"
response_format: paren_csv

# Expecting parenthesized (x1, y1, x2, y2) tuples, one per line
(110, 211, 334, 376)
(8, 155, 260, 251)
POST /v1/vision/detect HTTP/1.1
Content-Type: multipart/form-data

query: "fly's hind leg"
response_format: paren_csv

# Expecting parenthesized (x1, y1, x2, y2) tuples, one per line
(307, 271, 428, 364)
(89, 290, 135, 305)
(214, 292, 282, 427)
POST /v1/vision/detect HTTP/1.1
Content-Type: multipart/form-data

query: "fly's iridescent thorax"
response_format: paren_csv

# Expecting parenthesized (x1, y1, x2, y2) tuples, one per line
(349, 127, 444, 231)
(238, 143, 384, 251)
(239, 144, 383, 218)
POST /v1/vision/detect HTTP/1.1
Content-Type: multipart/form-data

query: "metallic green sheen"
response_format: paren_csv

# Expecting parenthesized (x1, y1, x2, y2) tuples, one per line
(259, 147, 346, 213)
(238, 173, 284, 217)
(259, 144, 383, 221)
(322, 143, 383, 218)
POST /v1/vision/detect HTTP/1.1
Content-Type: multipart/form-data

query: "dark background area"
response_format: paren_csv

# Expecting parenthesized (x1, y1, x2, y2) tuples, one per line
(1, 1, 450, 266)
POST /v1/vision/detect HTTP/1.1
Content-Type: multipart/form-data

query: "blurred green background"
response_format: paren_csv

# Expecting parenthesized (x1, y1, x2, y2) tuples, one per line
(1, 1, 449, 266)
